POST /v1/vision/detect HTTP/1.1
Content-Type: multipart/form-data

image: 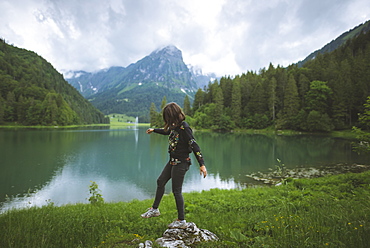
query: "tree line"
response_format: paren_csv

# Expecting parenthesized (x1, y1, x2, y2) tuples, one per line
(0, 39, 109, 126)
(150, 30, 370, 133)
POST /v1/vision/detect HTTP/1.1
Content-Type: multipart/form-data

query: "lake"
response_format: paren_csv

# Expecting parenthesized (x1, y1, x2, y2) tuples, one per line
(0, 127, 368, 212)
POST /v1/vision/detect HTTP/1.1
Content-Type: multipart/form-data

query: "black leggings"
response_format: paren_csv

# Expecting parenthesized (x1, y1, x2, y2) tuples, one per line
(152, 160, 190, 220)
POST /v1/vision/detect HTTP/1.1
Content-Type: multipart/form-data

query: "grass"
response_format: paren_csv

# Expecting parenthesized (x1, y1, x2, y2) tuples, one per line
(1, 171, 370, 247)
(107, 114, 149, 128)
(0, 118, 358, 140)
(0, 114, 150, 129)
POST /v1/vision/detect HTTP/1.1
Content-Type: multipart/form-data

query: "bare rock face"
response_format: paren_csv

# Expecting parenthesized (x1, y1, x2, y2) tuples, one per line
(155, 222, 219, 248)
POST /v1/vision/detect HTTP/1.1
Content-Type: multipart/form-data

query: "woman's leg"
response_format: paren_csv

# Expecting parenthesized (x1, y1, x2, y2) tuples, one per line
(171, 161, 190, 220)
(152, 162, 172, 209)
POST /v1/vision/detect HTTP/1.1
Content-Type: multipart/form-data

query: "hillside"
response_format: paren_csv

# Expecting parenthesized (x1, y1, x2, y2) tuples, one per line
(65, 66, 127, 98)
(0, 39, 108, 126)
(187, 24, 370, 132)
(297, 20, 370, 67)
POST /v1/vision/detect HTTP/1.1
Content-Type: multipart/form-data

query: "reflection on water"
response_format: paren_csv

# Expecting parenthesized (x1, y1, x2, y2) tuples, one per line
(1, 163, 240, 213)
(1, 163, 152, 212)
(0, 128, 368, 212)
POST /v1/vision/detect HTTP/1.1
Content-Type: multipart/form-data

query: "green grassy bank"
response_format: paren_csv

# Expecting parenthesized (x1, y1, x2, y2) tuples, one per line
(0, 113, 150, 129)
(1, 171, 370, 247)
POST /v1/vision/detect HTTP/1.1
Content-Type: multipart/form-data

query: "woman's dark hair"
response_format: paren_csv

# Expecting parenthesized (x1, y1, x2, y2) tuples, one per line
(163, 102, 186, 131)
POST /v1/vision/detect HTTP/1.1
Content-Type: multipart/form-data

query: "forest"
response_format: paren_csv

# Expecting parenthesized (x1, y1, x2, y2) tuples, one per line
(151, 30, 370, 133)
(0, 39, 109, 126)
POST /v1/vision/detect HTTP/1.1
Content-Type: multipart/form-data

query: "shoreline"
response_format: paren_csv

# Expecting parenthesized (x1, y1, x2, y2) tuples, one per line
(0, 122, 358, 139)
(247, 163, 370, 185)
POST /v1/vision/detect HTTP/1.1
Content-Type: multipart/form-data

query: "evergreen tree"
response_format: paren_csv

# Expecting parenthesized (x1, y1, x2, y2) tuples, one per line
(56, 94, 79, 125)
(193, 88, 204, 113)
(305, 81, 332, 114)
(239, 74, 251, 116)
(352, 96, 370, 153)
(183, 95, 191, 116)
(213, 87, 224, 128)
(220, 76, 233, 108)
(283, 74, 300, 116)
(358, 96, 370, 129)
(0, 40, 107, 126)
(297, 73, 310, 106)
(160, 96, 167, 111)
(278, 74, 300, 129)
(5, 91, 16, 122)
(306, 110, 333, 132)
(274, 66, 288, 113)
(149, 102, 158, 127)
(204, 80, 219, 104)
(26, 99, 44, 125)
(246, 78, 265, 115)
(265, 63, 276, 79)
(0, 95, 4, 123)
(268, 77, 277, 121)
(231, 78, 241, 126)
(43, 93, 59, 125)
(336, 60, 354, 127)
(16, 95, 28, 124)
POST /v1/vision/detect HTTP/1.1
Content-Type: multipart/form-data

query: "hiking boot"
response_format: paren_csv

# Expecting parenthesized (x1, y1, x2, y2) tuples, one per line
(168, 219, 188, 229)
(141, 208, 160, 218)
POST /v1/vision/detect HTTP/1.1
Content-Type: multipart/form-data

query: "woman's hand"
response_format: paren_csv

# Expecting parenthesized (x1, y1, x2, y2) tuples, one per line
(146, 128, 154, 134)
(200, 165, 207, 178)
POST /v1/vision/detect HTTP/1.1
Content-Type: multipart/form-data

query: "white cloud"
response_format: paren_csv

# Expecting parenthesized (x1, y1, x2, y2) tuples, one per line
(0, 0, 369, 76)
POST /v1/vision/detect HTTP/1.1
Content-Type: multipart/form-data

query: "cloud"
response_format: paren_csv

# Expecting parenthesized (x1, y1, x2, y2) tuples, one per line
(1, 0, 369, 76)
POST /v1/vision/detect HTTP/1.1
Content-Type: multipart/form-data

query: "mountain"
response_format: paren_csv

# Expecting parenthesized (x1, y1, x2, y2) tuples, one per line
(0, 39, 108, 126)
(66, 45, 215, 120)
(298, 20, 370, 67)
(65, 67, 126, 98)
(187, 65, 218, 89)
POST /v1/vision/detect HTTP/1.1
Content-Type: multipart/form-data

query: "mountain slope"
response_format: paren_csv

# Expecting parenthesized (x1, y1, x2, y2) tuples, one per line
(117, 45, 198, 92)
(67, 45, 202, 120)
(0, 39, 108, 125)
(66, 66, 127, 98)
(187, 65, 218, 89)
(298, 20, 370, 67)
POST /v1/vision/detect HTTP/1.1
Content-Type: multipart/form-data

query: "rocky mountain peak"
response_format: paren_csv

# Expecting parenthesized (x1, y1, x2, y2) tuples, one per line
(151, 45, 182, 59)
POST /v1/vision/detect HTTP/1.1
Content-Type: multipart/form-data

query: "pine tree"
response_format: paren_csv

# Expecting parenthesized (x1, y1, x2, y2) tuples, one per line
(283, 74, 300, 116)
(16, 95, 28, 124)
(43, 93, 59, 125)
(305, 81, 332, 114)
(149, 102, 158, 127)
(297, 73, 310, 106)
(214, 87, 224, 127)
(268, 77, 277, 120)
(160, 96, 167, 111)
(275, 66, 288, 117)
(231, 78, 241, 126)
(0, 95, 4, 123)
(239, 74, 251, 114)
(183, 95, 191, 116)
(193, 88, 204, 113)
(278, 74, 300, 129)
(26, 100, 44, 125)
(204, 80, 219, 104)
(5, 91, 16, 122)
(220, 76, 233, 108)
(246, 78, 265, 115)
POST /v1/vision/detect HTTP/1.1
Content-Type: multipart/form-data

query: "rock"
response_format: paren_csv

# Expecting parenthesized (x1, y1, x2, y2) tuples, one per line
(247, 163, 370, 186)
(139, 240, 153, 248)
(155, 222, 218, 248)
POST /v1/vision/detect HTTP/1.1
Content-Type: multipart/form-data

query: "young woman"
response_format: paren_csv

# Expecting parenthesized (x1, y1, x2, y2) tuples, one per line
(141, 102, 207, 229)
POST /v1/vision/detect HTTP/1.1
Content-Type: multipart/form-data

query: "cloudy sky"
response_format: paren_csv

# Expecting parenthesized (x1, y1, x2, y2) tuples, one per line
(1, 0, 369, 76)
